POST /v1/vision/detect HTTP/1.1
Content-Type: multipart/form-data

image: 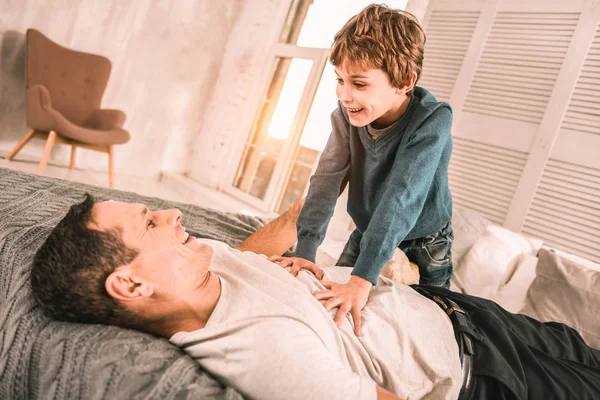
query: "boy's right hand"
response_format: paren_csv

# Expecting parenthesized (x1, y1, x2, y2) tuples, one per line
(269, 256, 325, 280)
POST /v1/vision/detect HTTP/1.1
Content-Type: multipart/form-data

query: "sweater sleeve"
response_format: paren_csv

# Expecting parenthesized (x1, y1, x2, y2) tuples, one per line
(352, 106, 453, 284)
(295, 104, 351, 262)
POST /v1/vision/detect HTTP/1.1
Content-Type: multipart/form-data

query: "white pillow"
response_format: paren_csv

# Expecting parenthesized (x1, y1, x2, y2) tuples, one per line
(315, 238, 346, 266)
(453, 225, 541, 298)
(451, 208, 493, 265)
(494, 253, 538, 313)
(520, 248, 600, 349)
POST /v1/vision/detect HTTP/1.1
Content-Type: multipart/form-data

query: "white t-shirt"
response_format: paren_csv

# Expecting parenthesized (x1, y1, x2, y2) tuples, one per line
(170, 239, 462, 400)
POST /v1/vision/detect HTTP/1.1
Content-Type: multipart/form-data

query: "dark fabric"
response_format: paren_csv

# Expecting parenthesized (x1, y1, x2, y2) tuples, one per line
(412, 285, 600, 400)
(296, 87, 453, 285)
(25, 29, 129, 145)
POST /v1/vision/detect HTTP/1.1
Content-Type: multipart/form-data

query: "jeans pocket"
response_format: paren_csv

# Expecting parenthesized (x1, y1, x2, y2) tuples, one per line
(423, 237, 452, 264)
(419, 223, 453, 265)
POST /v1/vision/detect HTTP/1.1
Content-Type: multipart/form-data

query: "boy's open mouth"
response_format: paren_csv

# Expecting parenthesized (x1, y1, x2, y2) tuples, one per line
(348, 108, 364, 115)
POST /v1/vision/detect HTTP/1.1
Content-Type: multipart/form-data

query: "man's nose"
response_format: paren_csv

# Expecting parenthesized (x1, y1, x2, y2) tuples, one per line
(165, 209, 182, 226)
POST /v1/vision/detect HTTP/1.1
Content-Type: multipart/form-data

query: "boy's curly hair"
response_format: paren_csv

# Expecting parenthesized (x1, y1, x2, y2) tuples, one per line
(330, 4, 426, 91)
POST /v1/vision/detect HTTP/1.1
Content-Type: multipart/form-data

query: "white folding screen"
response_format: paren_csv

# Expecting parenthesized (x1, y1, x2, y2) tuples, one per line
(421, 0, 600, 262)
(523, 160, 600, 262)
(448, 137, 527, 225)
(462, 11, 578, 124)
(419, 5, 481, 102)
(523, 21, 600, 262)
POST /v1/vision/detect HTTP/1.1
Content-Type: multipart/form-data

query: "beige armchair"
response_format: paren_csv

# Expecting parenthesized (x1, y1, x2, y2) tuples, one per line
(7, 29, 130, 188)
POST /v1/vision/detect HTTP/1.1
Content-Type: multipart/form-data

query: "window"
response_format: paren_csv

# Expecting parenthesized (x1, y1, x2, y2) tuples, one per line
(227, 0, 408, 213)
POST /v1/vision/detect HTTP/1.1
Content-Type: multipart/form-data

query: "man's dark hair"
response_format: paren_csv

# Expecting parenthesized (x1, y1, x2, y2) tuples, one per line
(30, 194, 140, 328)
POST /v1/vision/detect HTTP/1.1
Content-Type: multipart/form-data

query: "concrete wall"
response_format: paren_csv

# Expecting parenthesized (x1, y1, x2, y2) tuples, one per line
(188, 0, 292, 188)
(0, 0, 245, 179)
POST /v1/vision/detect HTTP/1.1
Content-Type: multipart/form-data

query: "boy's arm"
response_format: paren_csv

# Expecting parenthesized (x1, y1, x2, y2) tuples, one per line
(235, 198, 303, 255)
(351, 106, 453, 284)
(295, 103, 351, 262)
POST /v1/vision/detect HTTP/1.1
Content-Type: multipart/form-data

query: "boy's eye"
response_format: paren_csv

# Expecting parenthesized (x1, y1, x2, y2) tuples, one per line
(336, 78, 344, 84)
(354, 82, 365, 88)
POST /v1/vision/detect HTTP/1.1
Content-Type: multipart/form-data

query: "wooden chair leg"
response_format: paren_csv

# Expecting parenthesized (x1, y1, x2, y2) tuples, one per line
(108, 145, 114, 188)
(37, 131, 57, 175)
(69, 145, 77, 170)
(7, 129, 36, 160)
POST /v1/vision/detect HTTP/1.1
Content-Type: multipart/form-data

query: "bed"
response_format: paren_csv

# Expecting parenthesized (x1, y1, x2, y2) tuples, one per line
(1, 166, 598, 399)
(0, 167, 256, 400)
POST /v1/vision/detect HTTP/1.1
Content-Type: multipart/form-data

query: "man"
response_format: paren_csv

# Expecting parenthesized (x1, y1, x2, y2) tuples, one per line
(30, 195, 600, 400)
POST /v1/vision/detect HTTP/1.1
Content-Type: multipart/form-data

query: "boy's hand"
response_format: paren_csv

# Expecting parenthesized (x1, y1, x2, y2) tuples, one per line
(313, 275, 372, 336)
(269, 256, 325, 280)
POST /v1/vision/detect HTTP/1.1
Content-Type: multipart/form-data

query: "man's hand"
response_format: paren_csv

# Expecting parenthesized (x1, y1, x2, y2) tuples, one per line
(269, 256, 325, 280)
(313, 275, 372, 336)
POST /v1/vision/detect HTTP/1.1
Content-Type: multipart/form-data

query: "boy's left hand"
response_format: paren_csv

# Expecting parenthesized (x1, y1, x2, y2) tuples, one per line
(313, 275, 372, 336)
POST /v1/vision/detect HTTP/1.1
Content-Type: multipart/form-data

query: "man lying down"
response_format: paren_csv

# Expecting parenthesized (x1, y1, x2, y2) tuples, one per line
(30, 195, 600, 400)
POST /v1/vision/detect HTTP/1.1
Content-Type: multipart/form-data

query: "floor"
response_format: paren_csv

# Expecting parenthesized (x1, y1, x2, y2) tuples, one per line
(0, 157, 270, 217)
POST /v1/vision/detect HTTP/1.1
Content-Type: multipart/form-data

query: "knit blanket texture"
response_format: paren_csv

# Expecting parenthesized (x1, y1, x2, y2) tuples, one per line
(0, 167, 265, 400)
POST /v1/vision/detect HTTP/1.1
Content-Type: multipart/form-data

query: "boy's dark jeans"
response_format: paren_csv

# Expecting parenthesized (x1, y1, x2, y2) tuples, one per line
(336, 221, 454, 288)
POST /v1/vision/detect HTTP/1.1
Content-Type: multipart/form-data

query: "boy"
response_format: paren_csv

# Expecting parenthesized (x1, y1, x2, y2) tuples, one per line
(271, 4, 454, 335)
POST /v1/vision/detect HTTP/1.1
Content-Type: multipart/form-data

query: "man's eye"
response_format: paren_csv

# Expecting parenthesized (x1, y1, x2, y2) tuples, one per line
(147, 220, 155, 228)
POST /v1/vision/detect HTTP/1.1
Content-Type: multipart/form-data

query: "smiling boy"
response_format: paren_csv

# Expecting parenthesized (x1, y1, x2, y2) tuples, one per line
(272, 4, 454, 335)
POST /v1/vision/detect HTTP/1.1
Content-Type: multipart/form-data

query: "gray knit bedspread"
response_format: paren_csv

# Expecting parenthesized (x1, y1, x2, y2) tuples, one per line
(0, 167, 264, 400)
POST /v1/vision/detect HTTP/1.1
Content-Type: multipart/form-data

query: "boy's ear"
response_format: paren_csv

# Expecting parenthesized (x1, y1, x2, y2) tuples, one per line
(397, 72, 418, 94)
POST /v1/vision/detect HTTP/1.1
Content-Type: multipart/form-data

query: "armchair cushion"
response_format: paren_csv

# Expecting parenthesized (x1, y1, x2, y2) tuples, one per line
(84, 109, 126, 130)
(27, 84, 130, 146)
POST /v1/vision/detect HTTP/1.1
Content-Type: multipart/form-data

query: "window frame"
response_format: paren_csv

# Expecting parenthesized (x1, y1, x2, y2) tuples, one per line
(222, 43, 330, 212)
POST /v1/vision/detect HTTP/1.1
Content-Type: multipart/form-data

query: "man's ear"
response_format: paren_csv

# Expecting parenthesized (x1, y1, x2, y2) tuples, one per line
(105, 267, 154, 302)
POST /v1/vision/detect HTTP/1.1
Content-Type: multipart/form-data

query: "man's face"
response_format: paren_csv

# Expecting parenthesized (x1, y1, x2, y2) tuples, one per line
(91, 201, 213, 295)
(335, 60, 409, 128)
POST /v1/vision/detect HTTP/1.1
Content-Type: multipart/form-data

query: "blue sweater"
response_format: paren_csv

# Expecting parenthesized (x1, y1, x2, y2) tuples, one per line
(295, 87, 453, 285)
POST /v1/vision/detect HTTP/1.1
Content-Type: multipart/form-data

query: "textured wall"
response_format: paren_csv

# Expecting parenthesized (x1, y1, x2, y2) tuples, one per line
(404, 0, 431, 21)
(188, 0, 291, 188)
(0, 0, 244, 178)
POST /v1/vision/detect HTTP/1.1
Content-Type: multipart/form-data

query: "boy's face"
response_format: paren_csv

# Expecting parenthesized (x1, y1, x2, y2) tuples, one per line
(335, 60, 411, 128)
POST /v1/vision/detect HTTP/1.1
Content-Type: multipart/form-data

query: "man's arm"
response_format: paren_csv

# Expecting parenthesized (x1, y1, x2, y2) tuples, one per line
(377, 386, 404, 400)
(235, 198, 304, 256)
